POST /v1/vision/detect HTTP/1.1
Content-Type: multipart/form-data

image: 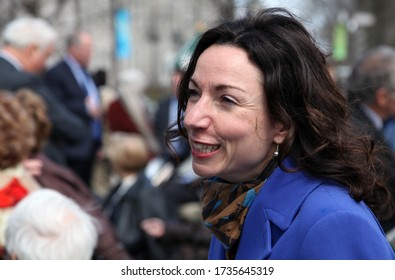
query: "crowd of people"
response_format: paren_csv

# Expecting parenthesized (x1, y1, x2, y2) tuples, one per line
(0, 15, 209, 260)
(0, 7, 395, 260)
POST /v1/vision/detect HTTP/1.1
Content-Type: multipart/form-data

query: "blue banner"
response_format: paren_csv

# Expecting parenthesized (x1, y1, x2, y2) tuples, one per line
(115, 8, 132, 59)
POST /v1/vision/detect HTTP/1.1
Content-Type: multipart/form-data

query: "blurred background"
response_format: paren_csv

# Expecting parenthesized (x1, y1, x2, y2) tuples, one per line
(0, 0, 389, 98)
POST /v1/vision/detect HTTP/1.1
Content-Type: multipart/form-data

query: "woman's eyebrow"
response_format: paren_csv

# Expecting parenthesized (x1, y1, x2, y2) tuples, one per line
(189, 78, 245, 92)
(189, 78, 199, 88)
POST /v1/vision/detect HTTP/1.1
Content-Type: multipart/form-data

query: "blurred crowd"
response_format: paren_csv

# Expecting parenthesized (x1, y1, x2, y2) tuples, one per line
(0, 17, 209, 260)
(1, 13, 395, 260)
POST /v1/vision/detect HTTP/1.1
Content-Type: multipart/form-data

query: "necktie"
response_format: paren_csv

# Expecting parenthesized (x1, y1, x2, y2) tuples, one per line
(81, 68, 102, 141)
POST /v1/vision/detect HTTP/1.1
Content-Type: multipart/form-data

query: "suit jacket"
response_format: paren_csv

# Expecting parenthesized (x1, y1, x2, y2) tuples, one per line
(45, 59, 101, 160)
(0, 56, 89, 164)
(208, 158, 395, 260)
(46, 60, 91, 123)
(350, 105, 389, 146)
(384, 118, 395, 151)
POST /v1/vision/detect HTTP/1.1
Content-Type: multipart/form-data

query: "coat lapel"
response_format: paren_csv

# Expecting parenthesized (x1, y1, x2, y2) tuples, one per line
(235, 158, 325, 259)
(235, 201, 273, 259)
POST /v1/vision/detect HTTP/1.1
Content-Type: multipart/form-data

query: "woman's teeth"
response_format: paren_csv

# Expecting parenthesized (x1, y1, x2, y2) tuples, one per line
(193, 143, 220, 153)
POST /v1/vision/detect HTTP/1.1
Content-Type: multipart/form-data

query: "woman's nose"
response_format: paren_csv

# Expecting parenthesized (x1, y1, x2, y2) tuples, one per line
(184, 99, 211, 130)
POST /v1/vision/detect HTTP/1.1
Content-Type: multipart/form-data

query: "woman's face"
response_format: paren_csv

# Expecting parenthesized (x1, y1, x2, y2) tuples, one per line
(184, 45, 286, 182)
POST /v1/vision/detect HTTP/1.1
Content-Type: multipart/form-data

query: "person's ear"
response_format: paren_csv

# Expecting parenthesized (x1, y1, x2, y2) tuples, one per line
(24, 44, 39, 57)
(375, 87, 391, 108)
(273, 122, 289, 145)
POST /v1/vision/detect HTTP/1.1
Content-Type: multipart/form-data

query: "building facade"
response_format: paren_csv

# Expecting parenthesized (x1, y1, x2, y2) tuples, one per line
(43, 0, 221, 92)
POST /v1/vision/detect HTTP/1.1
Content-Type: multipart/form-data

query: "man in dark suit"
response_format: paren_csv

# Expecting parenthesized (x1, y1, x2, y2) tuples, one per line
(347, 45, 395, 234)
(0, 17, 89, 166)
(45, 31, 103, 186)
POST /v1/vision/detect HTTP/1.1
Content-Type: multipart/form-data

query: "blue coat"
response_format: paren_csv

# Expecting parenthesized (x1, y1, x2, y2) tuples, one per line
(208, 159, 395, 260)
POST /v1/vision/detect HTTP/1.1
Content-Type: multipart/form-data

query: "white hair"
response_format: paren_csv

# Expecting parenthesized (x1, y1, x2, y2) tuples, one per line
(1, 17, 58, 50)
(5, 189, 98, 260)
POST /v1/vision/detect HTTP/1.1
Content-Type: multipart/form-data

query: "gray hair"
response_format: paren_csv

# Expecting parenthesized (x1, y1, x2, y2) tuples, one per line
(5, 189, 99, 260)
(1, 17, 58, 50)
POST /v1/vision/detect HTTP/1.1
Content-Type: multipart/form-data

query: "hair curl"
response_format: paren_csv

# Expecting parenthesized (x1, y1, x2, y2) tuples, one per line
(15, 88, 51, 155)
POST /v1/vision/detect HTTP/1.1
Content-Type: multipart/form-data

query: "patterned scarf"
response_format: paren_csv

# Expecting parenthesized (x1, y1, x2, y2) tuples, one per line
(201, 159, 277, 259)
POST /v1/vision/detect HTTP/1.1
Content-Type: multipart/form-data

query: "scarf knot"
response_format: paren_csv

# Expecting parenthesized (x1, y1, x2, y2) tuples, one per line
(201, 159, 277, 259)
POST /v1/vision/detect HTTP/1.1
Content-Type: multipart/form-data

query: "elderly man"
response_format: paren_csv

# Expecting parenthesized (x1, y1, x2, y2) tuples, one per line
(0, 17, 89, 166)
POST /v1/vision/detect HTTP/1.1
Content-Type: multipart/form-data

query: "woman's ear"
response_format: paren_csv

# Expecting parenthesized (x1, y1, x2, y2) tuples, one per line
(273, 122, 289, 144)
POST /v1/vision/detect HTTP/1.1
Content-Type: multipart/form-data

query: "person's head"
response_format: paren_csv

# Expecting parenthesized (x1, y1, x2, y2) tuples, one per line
(347, 45, 395, 120)
(5, 189, 98, 260)
(15, 89, 52, 156)
(106, 132, 150, 177)
(1, 17, 57, 73)
(0, 91, 34, 169)
(66, 31, 93, 67)
(174, 8, 341, 182)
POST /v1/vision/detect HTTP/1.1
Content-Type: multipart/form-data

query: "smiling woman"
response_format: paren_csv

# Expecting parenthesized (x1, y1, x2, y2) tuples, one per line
(166, 7, 395, 260)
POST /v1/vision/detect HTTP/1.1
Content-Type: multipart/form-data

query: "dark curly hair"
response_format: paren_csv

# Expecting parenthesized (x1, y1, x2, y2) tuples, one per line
(169, 8, 393, 220)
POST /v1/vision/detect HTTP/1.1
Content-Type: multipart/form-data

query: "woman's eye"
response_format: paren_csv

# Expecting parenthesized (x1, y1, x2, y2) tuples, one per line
(221, 95, 237, 105)
(187, 89, 200, 100)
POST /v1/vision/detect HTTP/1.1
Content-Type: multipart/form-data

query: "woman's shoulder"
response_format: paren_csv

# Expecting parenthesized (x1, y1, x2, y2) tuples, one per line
(294, 183, 393, 259)
(257, 164, 379, 232)
(299, 181, 375, 223)
(273, 181, 393, 259)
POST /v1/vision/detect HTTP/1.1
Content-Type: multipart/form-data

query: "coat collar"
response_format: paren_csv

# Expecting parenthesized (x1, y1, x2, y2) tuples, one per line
(235, 157, 326, 259)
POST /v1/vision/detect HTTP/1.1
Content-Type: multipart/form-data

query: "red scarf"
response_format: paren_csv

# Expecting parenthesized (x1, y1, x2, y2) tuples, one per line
(0, 177, 28, 208)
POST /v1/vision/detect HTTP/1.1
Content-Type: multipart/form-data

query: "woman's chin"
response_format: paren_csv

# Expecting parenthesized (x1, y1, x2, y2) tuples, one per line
(192, 165, 217, 179)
